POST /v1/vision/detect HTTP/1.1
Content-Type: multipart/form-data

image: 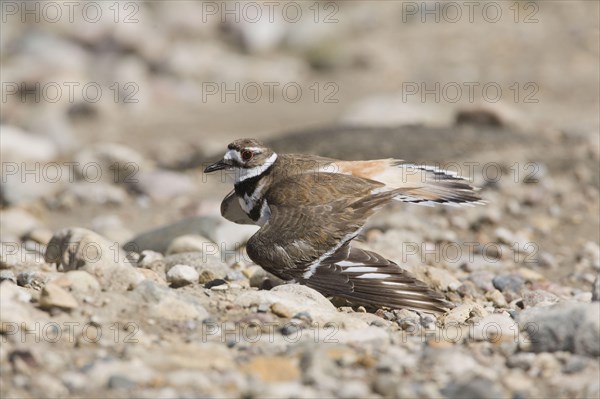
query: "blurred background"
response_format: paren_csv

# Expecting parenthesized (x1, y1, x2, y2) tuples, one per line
(2, 1, 600, 398)
(2, 1, 598, 226)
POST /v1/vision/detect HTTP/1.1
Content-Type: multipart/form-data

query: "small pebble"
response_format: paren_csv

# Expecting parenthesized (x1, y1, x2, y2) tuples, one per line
(205, 278, 227, 289)
(107, 375, 137, 390)
(198, 270, 217, 284)
(137, 250, 164, 268)
(493, 275, 525, 293)
(39, 283, 78, 310)
(166, 264, 199, 287)
(257, 303, 270, 313)
(0, 270, 17, 284)
(486, 289, 508, 308)
(271, 303, 293, 318)
(17, 272, 47, 290)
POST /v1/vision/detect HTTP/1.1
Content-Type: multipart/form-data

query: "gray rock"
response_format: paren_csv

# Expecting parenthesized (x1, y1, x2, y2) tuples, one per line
(129, 280, 209, 321)
(336, 380, 372, 398)
(63, 270, 101, 294)
(0, 125, 58, 163)
(166, 264, 199, 287)
(506, 352, 536, 370)
(45, 227, 125, 270)
(137, 250, 164, 268)
(225, 270, 245, 282)
(0, 208, 42, 240)
(2, 166, 66, 205)
(442, 303, 487, 325)
(64, 182, 128, 205)
(107, 375, 137, 390)
(0, 284, 45, 339)
(332, 326, 390, 345)
(0, 280, 32, 304)
(470, 313, 518, 343)
(45, 227, 143, 291)
(426, 347, 481, 380)
(522, 289, 559, 308)
(462, 254, 504, 272)
(562, 355, 590, 374)
(442, 377, 505, 399)
(17, 271, 48, 289)
(493, 274, 525, 293)
(0, 242, 21, 270)
(593, 274, 600, 302)
(39, 283, 78, 310)
(166, 234, 217, 256)
(425, 267, 461, 291)
(342, 95, 446, 127)
(90, 215, 134, 244)
(29, 372, 70, 398)
(81, 358, 156, 391)
(494, 227, 515, 245)
(583, 241, 600, 270)
(0, 270, 17, 284)
(125, 216, 219, 254)
(23, 228, 53, 246)
(73, 142, 150, 184)
(236, 284, 367, 329)
(518, 302, 600, 356)
(537, 252, 557, 268)
(485, 289, 508, 308)
(128, 169, 196, 202)
(468, 271, 496, 292)
(163, 252, 229, 279)
(212, 222, 259, 250)
(245, 265, 286, 289)
(61, 371, 89, 393)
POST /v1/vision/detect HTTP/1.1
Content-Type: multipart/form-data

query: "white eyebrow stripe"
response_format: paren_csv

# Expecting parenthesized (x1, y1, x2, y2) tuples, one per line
(244, 147, 264, 153)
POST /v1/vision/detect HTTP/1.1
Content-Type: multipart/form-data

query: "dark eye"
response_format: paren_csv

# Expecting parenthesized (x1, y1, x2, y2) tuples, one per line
(241, 150, 253, 161)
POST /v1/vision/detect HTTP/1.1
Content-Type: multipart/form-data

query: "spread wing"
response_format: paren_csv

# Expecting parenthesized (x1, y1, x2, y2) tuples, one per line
(245, 173, 451, 313)
(245, 172, 388, 279)
(304, 245, 452, 314)
(334, 160, 484, 207)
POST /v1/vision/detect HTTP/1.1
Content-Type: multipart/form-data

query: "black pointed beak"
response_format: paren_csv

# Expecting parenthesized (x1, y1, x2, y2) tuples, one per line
(204, 159, 230, 173)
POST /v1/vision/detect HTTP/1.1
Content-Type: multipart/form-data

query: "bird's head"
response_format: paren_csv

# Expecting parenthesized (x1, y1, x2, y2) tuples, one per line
(204, 138, 277, 182)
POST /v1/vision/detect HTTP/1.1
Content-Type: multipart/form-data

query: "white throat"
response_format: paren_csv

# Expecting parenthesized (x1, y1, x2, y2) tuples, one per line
(235, 153, 278, 183)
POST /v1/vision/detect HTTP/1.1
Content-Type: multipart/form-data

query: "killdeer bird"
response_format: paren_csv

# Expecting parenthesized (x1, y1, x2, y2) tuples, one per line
(205, 138, 483, 314)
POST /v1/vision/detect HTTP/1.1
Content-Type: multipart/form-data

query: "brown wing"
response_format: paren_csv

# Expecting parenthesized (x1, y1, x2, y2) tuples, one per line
(245, 173, 391, 280)
(303, 245, 453, 314)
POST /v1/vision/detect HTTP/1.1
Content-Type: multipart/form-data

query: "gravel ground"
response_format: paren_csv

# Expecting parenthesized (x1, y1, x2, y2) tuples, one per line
(1, 2, 599, 398)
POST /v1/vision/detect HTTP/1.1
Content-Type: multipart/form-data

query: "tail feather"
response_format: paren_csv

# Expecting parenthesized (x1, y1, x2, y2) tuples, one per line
(335, 160, 484, 207)
(392, 163, 483, 206)
(301, 245, 453, 314)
